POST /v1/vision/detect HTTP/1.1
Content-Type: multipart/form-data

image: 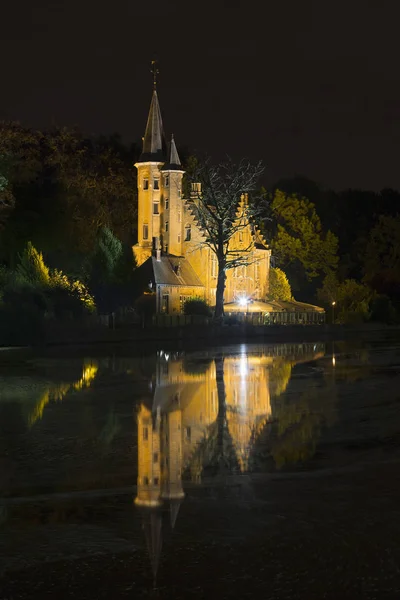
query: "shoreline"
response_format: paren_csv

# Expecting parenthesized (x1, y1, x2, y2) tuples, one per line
(1, 322, 398, 355)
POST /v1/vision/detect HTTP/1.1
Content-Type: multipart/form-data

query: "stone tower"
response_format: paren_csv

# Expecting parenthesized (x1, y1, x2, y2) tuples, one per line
(134, 85, 185, 267)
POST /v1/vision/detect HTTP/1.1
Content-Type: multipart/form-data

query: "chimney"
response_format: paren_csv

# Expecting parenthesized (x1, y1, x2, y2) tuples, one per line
(190, 182, 202, 202)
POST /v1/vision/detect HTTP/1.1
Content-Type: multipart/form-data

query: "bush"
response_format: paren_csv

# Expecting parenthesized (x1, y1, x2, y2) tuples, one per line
(268, 268, 292, 302)
(48, 269, 95, 318)
(183, 297, 211, 316)
(335, 279, 373, 324)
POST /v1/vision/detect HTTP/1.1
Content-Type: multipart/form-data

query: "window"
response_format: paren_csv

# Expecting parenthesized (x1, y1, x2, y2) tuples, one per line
(154, 477, 159, 485)
(180, 295, 190, 311)
(178, 210, 181, 223)
(143, 476, 149, 485)
(143, 178, 149, 190)
(143, 427, 148, 441)
(153, 452, 159, 464)
(162, 294, 169, 314)
(165, 198, 169, 210)
(153, 202, 159, 215)
(143, 224, 149, 240)
(164, 175, 169, 187)
(177, 234, 181, 243)
(154, 179, 160, 190)
(185, 426, 191, 441)
(239, 231, 243, 242)
(165, 221, 169, 232)
(185, 225, 191, 241)
(211, 254, 217, 277)
(178, 188, 181, 197)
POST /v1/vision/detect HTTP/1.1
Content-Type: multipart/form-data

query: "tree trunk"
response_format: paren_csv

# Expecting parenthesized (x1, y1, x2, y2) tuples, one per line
(214, 264, 226, 321)
(215, 356, 227, 470)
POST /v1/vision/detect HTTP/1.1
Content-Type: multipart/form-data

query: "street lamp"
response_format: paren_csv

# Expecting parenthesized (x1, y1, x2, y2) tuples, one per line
(331, 301, 336, 324)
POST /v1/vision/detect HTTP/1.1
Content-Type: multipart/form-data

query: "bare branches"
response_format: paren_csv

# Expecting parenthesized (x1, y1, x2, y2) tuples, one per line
(185, 157, 266, 318)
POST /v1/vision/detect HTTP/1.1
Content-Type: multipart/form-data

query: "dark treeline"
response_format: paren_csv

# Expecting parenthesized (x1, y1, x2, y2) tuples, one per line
(0, 121, 399, 340)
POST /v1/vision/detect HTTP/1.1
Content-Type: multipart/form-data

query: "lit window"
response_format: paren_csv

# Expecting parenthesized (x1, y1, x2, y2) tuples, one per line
(143, 178, 149, 190)
(153, 202, 159, 215)
(165, 198, 169, 209)
(143, 427, 148, 441)
(165, 175, 169, 187)
(211, 254, 217, 277)
(153, 452, 159, 463)
(165, 221, 169, 232)
(143, 224, 149, 240)
(162, 294, 169, 313)
(154, 179, 160, 190)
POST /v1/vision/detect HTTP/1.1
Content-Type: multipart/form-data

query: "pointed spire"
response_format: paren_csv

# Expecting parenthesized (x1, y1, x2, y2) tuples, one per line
(162, 134, 183, 171)
(139, 89, 166, 162)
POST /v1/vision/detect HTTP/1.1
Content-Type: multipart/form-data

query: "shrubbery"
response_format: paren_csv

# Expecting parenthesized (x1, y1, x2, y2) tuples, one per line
(183, 297, 211, 316)
(0, 242, 96, 344)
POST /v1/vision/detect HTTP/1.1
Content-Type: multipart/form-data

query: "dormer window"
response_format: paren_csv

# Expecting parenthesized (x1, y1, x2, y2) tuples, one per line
(154, 179, 160, 190)
(165, 175, 169, 187)
(143, 178, 149, 190)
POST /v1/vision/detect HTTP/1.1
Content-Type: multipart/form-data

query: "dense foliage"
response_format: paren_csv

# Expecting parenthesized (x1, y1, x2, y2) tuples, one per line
(1, 119, 399, 330)
(268, 267, 292, 302)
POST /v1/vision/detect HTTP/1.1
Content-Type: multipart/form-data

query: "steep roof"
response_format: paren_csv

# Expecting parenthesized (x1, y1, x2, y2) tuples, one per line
(152, 256, 203, 287)
(138, 89, 166, 162)
(162, 134, 183, 171)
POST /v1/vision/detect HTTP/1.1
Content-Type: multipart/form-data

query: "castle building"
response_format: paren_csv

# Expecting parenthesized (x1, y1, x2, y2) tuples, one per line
(132, 84, 271, 315)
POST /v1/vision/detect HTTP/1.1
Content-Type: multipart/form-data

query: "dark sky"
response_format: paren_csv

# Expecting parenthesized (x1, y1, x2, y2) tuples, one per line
(2, 0, 400, 191)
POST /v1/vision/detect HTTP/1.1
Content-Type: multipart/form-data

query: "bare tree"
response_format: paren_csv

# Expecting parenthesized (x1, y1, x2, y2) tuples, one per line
(187, 158, 266, 320)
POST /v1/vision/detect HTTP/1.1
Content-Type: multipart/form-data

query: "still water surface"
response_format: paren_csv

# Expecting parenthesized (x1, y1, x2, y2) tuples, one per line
(1, 340, 400, 597)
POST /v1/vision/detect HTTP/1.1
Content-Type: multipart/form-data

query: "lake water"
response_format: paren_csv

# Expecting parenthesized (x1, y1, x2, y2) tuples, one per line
(1, 339, 400, 598)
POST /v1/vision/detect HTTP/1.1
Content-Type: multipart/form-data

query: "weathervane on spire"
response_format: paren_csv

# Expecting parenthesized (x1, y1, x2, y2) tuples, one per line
(151, 60, 159, 89)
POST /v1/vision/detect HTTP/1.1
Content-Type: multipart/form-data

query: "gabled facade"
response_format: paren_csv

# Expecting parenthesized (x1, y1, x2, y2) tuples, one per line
(133, 85, 271, 314)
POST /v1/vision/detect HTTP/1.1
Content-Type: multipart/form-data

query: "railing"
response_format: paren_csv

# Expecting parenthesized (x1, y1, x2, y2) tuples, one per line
(154, 311, 325, 327)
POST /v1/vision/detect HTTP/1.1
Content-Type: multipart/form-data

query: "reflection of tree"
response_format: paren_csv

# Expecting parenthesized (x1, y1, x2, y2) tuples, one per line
(268, 360, 292, 398)
(268, 384, 336, 468)
(28, 360, 98, 427)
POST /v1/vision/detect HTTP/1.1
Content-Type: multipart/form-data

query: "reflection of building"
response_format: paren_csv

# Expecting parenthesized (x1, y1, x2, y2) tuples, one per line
(134, 343, 325, 580)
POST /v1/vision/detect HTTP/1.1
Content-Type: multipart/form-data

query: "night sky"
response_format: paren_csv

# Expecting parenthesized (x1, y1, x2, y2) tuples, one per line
(2, 0, 400, 191)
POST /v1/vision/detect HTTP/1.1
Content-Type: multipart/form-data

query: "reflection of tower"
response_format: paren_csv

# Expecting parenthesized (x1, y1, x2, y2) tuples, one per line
(134, 403, 185, 583)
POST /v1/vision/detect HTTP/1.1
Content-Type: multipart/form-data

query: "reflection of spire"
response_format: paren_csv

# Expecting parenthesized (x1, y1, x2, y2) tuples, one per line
(140, 508, 163, 584)
(169, 499, 182, 529)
